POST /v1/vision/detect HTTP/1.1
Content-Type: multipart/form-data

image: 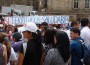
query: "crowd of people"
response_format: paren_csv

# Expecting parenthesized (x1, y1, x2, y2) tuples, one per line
(0, 17, 90, 65)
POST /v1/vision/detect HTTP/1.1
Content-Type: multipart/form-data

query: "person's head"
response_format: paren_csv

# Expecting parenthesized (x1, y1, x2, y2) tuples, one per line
(40, 22, 48, 32)
(0, 32, 6, 43)
(7, 25, 13, 30)
(0, 32, 10, 46)
(55, 31, 70, 63)
(70, 28, 80, 40)
(70, 21, 80, 28)
(44, 28, 56, 47)
(5, 25, 13, 34)
(5, 25, 9, 33)
(12, 27, 18, 33)
(12, 32, 22, 42)
(80, 18, 89, 27)
(21, 22, 39, 41)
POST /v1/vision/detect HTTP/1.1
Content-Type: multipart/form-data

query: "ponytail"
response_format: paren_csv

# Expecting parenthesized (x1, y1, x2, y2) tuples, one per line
(32, 30, 42, 44)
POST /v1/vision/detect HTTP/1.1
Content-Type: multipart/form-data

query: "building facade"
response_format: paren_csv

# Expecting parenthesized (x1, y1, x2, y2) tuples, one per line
(0, 0, 90, 20)
(41, 0, 89, 14)
(39, 0, 90, 20)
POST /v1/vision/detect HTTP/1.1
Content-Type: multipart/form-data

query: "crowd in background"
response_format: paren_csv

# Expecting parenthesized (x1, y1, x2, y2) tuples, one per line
(0, 17, 90, 65)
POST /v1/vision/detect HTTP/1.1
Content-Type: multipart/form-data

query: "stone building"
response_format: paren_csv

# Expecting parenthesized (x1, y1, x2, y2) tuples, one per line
(39, 0, 90, 21)
(45, 0, 90, 14)
(0, 0, 90, 20)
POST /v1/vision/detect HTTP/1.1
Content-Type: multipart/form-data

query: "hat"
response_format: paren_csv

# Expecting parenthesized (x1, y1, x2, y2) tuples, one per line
(21, 22, 38, 33)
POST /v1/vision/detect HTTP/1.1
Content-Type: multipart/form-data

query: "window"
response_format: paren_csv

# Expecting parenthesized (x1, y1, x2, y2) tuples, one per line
(85, 0, 90, 8)
(73, 0, 79, 8)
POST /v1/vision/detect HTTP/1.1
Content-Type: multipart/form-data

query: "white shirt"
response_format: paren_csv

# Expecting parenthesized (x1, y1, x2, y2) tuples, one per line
(65, 29, 71, 40)
(7, 47, 17, 65)
(81, 26, 90, 47)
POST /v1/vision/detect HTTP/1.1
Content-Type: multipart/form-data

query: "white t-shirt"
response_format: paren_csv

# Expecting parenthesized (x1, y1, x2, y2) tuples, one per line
(65, 29, 71, 40)
(7, 47, 17, 65)
(81, 26, 90, 47)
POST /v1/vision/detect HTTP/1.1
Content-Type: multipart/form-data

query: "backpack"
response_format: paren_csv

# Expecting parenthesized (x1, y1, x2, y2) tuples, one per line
(83, 46, 90, 65)
(77, 40, 87, 59)
(0, 44, 3, 65)
(77, 39, 90, 65)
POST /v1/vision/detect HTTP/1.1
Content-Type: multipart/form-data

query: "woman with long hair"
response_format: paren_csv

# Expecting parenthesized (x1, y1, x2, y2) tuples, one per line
(0, 32, 7, 65)
(44, 28, 56, 47)
(17, 22, 43, 65)
(40, 28, 56, 65)
(1, 32, 17, 65)
(43, 31, 70, 65)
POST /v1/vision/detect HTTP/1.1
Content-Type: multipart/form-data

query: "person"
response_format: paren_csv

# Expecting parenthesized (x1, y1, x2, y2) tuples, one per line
(40, 22, 48, 33)
(43, 31, 70, 65)
(44, 28, 56, 49)
(0, 32, 7, 65)
(5, 24, 18, 44)
(12, 32, 23, 53)
(40, 22, 48, 43)
(80, 18, 90, 47)
(70, 28, 84, 65)
(0, 32, 17, 65)
(17, 22, 43, 65)
(65, 21, 80, 40)
(40, 28, 56, 65)
(81, 18, 90, 65)
(11, 32, 23, 62)
(1, 18, 4, 24)
(0, 24, 5, 32)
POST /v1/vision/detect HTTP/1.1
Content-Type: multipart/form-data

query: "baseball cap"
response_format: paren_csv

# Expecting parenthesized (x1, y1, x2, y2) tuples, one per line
(21, 22, 38, 33)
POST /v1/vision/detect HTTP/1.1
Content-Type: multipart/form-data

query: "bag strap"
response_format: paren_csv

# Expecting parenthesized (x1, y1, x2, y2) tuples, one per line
(75, 39, 85, 59)
(23, 42, 27, 57)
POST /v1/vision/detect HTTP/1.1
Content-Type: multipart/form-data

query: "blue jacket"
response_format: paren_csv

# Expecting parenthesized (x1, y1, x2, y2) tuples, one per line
(70, 37, 84, 65)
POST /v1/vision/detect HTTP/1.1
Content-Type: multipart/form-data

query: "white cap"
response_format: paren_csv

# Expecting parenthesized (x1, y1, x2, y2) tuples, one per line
(21, 22, 38, 33)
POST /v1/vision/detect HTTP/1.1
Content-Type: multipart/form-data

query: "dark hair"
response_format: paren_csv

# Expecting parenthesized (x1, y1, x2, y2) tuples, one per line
(0, 32, 11, 62)
(5, 25, 8, 31)
(14, 27, 18, 32)
(70, 21, 78, 27)
(80, 18, 89, 27)
(41, 22, 48, 26)
(1, 18, 4, 21)
(56, 24, 60, 29)
(44, 28, 56, 47)
(70, 28, 80, 36)
(12, 32, 22, 42)
(0, 32, 5, 43)
(0, 15, 2, 19)
(55, 31, 70, 63)
(32, 30, 43, 62)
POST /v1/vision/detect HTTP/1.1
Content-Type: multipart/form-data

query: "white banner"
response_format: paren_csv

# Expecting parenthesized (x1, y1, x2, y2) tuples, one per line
(4, 15, 69, 25)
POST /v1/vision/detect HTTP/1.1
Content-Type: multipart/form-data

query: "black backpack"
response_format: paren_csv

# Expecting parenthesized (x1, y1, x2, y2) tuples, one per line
(77, 39, 90, 65)
(83, 46, 90, 65)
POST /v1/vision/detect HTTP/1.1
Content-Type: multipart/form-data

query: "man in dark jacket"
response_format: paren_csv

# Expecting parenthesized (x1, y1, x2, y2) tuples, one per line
(70, 28, 84, 65)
